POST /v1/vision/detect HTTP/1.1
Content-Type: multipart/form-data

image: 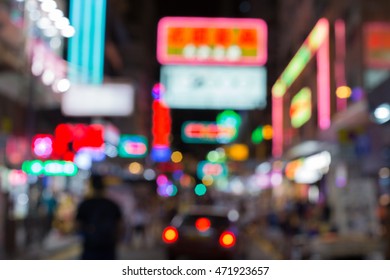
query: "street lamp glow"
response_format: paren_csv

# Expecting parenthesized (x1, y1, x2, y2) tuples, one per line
(56, 78, 71, 93)
(61, 25, 76, 38)
(373, 103, 390, 124)
(49, 9, 64, 22)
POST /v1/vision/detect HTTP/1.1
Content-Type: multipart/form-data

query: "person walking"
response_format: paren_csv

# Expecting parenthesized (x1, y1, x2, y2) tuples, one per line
(75, 174, 123, 260)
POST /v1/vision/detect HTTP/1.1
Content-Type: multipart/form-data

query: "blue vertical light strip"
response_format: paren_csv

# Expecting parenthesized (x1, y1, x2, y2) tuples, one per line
(68, 0, 107, 85)
(68, 0, 83, 83)
(88, 1, 97, 83)
(81, 0, 93, 83)
(92, 0, 107, 84)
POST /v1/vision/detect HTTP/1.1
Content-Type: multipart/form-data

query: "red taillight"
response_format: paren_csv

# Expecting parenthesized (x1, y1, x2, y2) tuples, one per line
(162, 226, 179, 243)
(195, 217, 211, 232)
(219, 231, 236, 248)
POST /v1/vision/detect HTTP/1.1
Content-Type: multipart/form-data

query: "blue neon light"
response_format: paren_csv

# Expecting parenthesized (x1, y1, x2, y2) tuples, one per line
(68, 0, 107, 84)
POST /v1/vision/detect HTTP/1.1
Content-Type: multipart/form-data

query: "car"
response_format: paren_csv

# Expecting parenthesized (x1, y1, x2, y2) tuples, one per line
(161, 205, 245, 259)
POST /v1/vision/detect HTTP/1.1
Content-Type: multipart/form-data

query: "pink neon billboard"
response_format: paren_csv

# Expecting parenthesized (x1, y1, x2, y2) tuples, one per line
(271, 18, 330, 157)
(157, 17, 267, 66)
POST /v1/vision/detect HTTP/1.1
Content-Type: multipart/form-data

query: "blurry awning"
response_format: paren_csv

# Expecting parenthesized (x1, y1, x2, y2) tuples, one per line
(285, 140, 334, 160)
(318, 100, 371, 142)
(331, 100, 370, 130)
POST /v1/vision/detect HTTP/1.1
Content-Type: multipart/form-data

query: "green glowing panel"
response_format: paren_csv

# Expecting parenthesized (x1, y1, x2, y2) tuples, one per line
(22, 160, 78, 176)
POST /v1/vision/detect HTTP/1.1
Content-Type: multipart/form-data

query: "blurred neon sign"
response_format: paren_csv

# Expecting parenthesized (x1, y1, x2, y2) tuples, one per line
(157, 17, 267, 65)
(152, 100, 171, 147)
(118, 135, 148, 158)
(290, 87, 312, 128)
(182, 122, 236, 144)
(197, 161, 228, 179)
(22, 160, 78, 176)
(160, 65, 267, 109)
(32, 134, 54, 159)
(53, 123, 104, 161)
(364, 22, 390, 68)
(272, 18, 330, 157)
(68, 0, 107, 84)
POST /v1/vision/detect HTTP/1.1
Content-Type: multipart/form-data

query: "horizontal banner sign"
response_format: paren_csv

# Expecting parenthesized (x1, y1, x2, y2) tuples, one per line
(160, 65, 267, 109)
(61, 83, 134, 116)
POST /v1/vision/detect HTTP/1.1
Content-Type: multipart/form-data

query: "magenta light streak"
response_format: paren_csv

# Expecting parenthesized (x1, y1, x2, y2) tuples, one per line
(317, 21, 331, 130)
(272, 96, 283, 157)
(335, 20, 347, 111)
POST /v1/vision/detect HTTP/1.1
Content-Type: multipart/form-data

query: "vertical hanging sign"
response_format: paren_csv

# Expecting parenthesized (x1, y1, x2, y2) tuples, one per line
(68, 0, 107, 84)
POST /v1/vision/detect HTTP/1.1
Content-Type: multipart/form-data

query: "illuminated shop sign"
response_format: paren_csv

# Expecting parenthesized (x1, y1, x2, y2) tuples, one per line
(290, 87, 312, 128)
(62, 83, 134, 116)
(272, 18, 330, 157)
(118, 135, 148, 158)
(52, 123, 104, 161)
(197, 161, 228, 179)
(160, 65, 267, 109)
(22, 160, 78, 176)
(181, 122, 236, 144)
(364, 23, 390, 68)
(32, 134, 54, 159)
(157, 17, 267, 65)
(68, 0, 107, 84)
(152, 100, 171, 147)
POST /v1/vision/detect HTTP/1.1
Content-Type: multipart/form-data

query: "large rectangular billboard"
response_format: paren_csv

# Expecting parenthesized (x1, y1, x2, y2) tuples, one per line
(61, 83, 134, 116)
(157, 17, 267, 66)
(160, 65, 267, 110)
(364, 22, 390, 68)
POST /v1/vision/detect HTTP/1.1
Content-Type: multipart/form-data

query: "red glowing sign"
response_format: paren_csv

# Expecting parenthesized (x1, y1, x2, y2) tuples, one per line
(364, 23, 390, 68)
(182, 122, 236, 143)
(152, 100, 171, 147)
(157, 17, 267, 65)
(52, 123, 104, 161)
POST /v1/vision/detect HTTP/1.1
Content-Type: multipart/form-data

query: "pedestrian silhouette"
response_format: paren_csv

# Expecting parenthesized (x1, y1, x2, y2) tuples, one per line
(76, 174, 123, 260)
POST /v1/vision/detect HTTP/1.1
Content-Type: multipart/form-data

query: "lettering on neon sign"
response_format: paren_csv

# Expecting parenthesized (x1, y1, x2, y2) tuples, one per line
(290, 87, 312, 128)
(157, 17, 267, 65)
(182, 122, 236, 144)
